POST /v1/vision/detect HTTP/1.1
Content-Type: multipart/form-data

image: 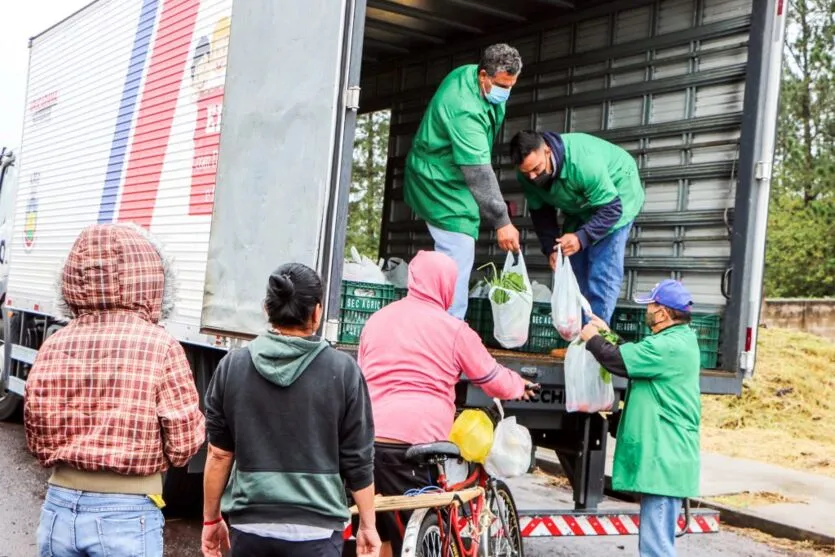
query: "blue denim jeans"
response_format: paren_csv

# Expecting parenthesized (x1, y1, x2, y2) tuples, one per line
(639, 494, 682, 557)
(570, 223, 632, 324)
(427, 224, 475, 320)
(37, 485, 164, 557)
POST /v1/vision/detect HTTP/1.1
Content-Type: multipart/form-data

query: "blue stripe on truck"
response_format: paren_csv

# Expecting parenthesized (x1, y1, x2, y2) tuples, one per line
(97, 0, 159, 224)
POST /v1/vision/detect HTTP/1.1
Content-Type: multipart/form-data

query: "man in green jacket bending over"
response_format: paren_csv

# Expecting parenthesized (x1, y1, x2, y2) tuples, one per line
(510, 130, 645, 324)
(580, 279, 701, 556)
(404, 43, 523, 319)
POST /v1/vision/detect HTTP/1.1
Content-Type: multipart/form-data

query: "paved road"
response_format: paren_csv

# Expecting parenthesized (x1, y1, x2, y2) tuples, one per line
(0, 421, 791, 556)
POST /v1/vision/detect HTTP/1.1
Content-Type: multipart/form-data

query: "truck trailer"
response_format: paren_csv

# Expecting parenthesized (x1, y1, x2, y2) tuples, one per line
(1, 0, 786, 525)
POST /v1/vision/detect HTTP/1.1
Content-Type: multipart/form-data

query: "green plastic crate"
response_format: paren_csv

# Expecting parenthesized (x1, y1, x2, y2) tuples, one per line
(338, 281, 396, 344)
(522, 302, 570, 354)
(610, 307, 721, 369)
(394, 287, 408, 301)
(465, 299, 568, 354)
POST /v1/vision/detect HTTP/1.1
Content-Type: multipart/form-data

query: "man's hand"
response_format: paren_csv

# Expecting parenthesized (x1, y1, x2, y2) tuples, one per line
(519, 382, 541, 401)
(589, 314, 610, 332)
(580, 323, 600, 342)
(557, 233, 582, 257)
(549, 251, 558, 271)
(497, 223, 521, 253)
(201, 520, 230, 557)
(356, 522, 382, 556)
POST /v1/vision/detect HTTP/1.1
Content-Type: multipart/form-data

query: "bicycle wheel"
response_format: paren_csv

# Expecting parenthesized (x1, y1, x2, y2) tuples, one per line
(487, 480, 524, 557)
(411, 510, 460, 557)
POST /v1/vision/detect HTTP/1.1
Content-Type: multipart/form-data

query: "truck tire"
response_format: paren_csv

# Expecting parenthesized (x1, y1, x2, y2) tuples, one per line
(162, 466, 203, 518)
(0, 391, 21, 421)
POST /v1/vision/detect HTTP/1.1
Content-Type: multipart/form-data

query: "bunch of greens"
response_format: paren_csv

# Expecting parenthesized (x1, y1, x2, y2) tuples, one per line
(478, 262, 526, 305)
(597, 329, 620, 384)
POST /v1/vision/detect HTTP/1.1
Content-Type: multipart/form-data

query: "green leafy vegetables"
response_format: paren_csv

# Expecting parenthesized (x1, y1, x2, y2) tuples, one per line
(478, 263, 526, 305)
(597, 329, 620, 384)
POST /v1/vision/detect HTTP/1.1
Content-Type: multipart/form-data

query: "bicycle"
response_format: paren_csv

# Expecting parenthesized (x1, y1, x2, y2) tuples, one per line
(398, 440, 524, 557)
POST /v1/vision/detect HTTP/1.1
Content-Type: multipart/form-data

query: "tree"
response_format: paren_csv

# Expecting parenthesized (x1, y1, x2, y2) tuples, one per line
(346, 110, 390, 259)
(765, 0, 835, 297)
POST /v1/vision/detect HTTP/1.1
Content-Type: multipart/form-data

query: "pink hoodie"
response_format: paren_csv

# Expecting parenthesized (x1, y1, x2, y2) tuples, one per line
(358, 251, 526, 445)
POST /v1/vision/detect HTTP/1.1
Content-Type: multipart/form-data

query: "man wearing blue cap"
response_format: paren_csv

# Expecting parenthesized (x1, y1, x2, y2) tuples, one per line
(580, 279, 701, 557)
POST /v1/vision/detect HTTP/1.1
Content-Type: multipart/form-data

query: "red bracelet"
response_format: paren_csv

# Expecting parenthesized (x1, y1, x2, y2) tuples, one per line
(203, 517, 224, 526)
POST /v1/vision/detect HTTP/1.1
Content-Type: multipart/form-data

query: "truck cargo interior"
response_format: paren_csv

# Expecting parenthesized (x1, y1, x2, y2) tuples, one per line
(346, 0, 766, 383)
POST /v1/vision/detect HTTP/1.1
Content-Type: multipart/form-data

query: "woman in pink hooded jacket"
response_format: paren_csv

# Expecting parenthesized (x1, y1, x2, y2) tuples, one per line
(358, 250, 535, 556)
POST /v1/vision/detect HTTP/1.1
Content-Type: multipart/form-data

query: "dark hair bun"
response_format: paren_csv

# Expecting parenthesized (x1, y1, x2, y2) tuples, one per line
(269, 273, 295, 301)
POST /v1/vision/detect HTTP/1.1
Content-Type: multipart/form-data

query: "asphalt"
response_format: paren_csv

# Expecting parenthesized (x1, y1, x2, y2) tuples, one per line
(0, 421, 803, 557)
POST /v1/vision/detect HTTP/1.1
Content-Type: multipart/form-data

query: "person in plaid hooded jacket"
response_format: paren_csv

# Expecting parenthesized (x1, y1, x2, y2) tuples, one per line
(24, 223, 205, 557)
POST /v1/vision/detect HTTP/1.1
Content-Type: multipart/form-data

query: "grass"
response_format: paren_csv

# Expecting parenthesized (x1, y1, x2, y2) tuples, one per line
(725, 525, 835, 556)
(708, 491, 806, 508)
(701, 328, 835, 477)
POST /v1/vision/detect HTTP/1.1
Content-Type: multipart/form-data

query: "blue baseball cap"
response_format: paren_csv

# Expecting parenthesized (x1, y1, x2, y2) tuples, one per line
(634, 279, 693, 313)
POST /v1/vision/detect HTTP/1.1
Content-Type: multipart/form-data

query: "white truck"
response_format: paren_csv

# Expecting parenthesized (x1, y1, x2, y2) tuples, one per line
(1, 0, 785, 530)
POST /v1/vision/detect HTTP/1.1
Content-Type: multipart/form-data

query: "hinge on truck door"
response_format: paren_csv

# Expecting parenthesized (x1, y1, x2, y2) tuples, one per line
(754, 161, 772, 181)
(345, 86, 361, 111)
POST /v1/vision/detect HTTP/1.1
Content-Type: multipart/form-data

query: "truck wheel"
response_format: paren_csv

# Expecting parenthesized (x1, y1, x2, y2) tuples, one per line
(162, 466, 203, 518)
(0, 336, 21, 421)
(0, 391, 21, 421)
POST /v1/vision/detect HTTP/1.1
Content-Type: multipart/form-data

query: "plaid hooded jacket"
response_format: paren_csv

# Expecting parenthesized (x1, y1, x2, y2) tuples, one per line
(24, 224, 205, 476)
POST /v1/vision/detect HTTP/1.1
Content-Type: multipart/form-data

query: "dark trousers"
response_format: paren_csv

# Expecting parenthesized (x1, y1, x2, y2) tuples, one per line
(230, 529, 343, 557)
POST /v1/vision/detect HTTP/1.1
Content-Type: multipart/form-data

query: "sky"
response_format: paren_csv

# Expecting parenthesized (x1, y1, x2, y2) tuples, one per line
(0, 0, 90, 150)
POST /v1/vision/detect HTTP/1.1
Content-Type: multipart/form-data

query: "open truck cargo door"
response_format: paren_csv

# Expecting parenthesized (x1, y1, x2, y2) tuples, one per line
(200, 0, 366, 339)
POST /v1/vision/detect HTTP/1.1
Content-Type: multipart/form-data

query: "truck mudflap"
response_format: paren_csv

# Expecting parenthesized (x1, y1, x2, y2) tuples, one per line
(340, 508, 720, 540)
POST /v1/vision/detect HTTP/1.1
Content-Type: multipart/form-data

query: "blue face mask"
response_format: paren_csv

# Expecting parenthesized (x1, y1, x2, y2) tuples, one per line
(485, 83, 511, 104)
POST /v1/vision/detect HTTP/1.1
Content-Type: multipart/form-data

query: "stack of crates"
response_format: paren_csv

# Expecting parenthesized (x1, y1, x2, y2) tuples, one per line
(338, 281, 396, 344)
(611, 307, 721, 369)
(465, 297, 568, 354)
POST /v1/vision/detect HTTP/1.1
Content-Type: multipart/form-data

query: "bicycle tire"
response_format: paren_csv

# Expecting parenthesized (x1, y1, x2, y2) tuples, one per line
(404, 509, 460, 557)
(487, 480, 524, 557)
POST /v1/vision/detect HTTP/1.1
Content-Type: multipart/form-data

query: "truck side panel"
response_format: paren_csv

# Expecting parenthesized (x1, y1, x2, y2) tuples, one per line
(9, 0, 232, 346)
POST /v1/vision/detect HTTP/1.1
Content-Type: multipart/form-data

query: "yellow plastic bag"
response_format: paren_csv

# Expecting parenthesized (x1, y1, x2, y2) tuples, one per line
(449, 409, 494, 463)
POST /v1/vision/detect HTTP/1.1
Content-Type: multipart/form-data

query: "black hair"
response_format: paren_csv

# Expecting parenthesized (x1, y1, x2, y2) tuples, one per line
(666, 307, 693, 324)
(509, 130, 545, 165)
(478, 43, 523, 77)
(265, 263, 323, 329)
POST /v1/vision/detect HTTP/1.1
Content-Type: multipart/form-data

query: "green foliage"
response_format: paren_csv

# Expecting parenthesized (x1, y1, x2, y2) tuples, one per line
(346, 111, 390, 259)
(766, 0, 835, 297)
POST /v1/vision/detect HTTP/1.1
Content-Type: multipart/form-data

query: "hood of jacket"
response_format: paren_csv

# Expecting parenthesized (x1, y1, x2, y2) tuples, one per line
(56, 223, 176, 323)
(247, 332, 328, 387)
(407, 251, 457, 310)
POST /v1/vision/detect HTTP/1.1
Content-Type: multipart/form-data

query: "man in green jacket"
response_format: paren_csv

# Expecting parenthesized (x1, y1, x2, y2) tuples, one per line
(510, 130, 645, 323)
(404, 43, 523, 319)
(580, 279, 701, 557)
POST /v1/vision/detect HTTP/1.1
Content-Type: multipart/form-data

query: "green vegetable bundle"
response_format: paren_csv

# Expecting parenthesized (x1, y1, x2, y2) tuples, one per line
(478, 263, 527, 305)
(597, 329, 621, 384)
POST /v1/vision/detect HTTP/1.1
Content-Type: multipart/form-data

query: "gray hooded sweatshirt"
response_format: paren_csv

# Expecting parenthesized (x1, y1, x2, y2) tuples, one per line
(204, 332, 374, 530)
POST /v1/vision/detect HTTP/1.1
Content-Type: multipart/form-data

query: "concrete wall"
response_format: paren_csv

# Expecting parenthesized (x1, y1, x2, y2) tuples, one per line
(761, 299, 835, 341)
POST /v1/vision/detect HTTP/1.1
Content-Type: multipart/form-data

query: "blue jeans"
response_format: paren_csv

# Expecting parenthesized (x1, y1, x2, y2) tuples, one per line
(639, 494, 682, 557)
(570, 223, 632, 324)
(427, 224, 475, 320)
(37, 485, 164, 557)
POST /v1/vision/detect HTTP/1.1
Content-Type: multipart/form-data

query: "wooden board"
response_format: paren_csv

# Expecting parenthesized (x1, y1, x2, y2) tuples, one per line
(349, 487, 484, 515)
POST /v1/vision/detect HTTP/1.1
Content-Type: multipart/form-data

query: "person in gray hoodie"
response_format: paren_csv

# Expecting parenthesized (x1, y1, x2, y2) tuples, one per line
(201, 263, 380, 557)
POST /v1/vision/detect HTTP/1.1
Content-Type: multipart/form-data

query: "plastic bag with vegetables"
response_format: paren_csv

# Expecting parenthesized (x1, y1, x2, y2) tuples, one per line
(564, 339, 615, 414)
(551, 247, 592, 341)
(483, 252, 533, 349)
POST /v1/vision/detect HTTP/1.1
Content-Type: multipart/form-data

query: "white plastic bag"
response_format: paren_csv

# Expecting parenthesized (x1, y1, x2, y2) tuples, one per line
(469, 279, 490, 299)
(382, 257, 409, 289)
(342, 247, 387, 284)
(551, 247, 592, 341)
(531, 281, 552, 303)
(485, 400, 533, 479)
(489, 252, 533, 349)
(564, 341, 615, 413)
